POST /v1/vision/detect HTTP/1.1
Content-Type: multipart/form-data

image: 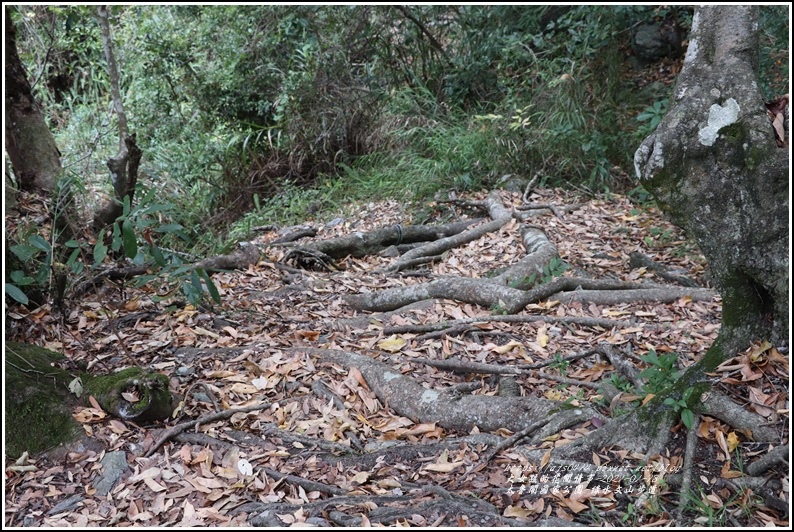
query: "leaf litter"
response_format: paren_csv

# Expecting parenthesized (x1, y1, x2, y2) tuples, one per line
(4, 188, 788, 527)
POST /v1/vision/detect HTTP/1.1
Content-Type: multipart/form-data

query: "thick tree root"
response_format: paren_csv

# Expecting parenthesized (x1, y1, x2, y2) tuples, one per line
(345, 274, 714, 315)
(676, 412, 700, 522)
(293, 347, 601, 436)
(700, 391, 779, 442)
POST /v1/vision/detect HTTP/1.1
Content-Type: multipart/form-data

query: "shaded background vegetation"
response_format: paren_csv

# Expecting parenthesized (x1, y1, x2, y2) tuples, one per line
(5, 5, 789, 305)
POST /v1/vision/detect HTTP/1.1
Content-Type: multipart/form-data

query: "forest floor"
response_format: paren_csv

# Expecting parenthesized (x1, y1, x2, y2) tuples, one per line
(4, 187, 789, 527)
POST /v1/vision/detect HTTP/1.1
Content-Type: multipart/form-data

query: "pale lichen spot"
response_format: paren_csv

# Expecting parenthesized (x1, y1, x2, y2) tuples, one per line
(698, 98, 740, 146)
(420, 389, 439, 404)
(384, 371, 401, 382)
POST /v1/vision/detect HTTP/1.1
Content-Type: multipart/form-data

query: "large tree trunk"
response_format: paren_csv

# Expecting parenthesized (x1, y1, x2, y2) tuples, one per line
(634, 5, 788, 363)
(4, 6, 62, 193)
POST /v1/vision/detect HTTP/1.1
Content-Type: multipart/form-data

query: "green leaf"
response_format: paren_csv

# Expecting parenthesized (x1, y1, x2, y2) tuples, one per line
(140, 203, 174, 215)
(681, 408, 695, 429)
(682, 387, 694, 402)
(122, 220, 138, 259)
(94, 239, 108, 265)
(182, 279, 201, 306)
(111, 224, 122, 252)
(5, 283, 29, 305)
(151, 244, 166, 267)
(132, 274, 159, 287)
(10, 244, 39, 261)
(198, 268, 221, 304)
(122, 195, 132, 217)
(190, 269, 203, 293)
(28, 234, 51, 252)
(642, 350, 659, 365)
(66, 247, 81, 267)
(10, 270, 34, 285)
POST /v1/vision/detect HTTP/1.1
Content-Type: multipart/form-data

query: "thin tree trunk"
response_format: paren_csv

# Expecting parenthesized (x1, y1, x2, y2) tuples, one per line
(93, 5, 142, 232)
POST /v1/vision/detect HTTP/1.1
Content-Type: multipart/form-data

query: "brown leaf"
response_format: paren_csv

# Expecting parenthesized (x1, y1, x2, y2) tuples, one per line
(720, 461, 743, 479)
(562, 498, 589, 513)
(348, 366, 369, 389)
(504, 505, 533, 518)
(540, 449, 552, 469)
(715, 431, 729, 460)
(425, 461, 463, 473)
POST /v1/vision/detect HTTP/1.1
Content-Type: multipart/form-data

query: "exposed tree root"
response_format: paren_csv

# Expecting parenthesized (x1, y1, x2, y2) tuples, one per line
(677, 412, 700, 522)
(333, 300, 437, 330)
(293, 347, 601, 436)
(629, 251, 702, 288)
(144, 402, 269, 458)
(746, 444, 788, 476)
(410, 347, 604, 392)
(268, 225, 317, 244)
(551, 286, 716, 305)
(517, 202, 585, 219)
(380, 191, 513, 273)
(381, 314, 653, 336)
(700, 391, 779, 442)
(283, 219, 480, 260)
(555, 407, 677, 460)
(345, 274, 715, 314)
(240, 490, 528, 527)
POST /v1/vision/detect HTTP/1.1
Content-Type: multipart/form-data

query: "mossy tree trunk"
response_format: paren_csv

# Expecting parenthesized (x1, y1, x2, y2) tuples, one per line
(634, 5, 788, 370)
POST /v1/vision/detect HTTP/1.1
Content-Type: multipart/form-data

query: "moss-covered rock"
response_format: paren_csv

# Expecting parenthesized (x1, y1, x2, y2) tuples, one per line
(4, 341, 173, 459)
(83, 367, 174, 423)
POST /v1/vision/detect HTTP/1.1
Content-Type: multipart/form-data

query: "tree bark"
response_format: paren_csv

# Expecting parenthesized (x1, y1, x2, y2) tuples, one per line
(4, 6, 62, 193)
(634, 6, 788, 358)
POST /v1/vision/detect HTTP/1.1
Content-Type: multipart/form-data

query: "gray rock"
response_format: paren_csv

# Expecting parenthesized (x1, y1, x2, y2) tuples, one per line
(94, 451, 129, 496)
(632, 22, 682, 63)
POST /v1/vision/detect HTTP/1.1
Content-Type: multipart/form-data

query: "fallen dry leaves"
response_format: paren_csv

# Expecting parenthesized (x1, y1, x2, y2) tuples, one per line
(4, 189, 788, 527)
